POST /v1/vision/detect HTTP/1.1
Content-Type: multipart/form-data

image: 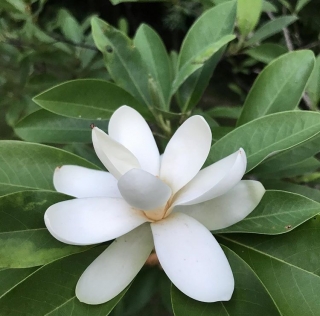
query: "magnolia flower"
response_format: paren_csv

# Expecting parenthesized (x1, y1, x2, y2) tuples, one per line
(45, 106, 265, 305)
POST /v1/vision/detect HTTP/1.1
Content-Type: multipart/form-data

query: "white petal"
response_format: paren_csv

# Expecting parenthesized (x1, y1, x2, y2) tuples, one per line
(160, 116, 212, 194)
(118, 168, 171, 211)
(76, 223, 154, 305)
(92, 127, 140, 179)
(151, 212, 234, 302)
(44, 197, 148, 245)
(175, 181, 265, 231)
(53, 165, 121, 198)
(108, 106, 160, 175)
(173, 149, 246, 207)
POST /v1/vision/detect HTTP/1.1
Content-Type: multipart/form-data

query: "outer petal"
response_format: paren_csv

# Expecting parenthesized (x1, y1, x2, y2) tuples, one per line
(160, 116, 212, 194)
(173, 149, 246, 207)
(44, 197, 148, 245)
(151, 212, 234, 302)
(118, 168, 171, 211)
(53, 165, 121, 198)
(108, 106, 160, 175)
(175, 181, 265, 231)
(76, 223, 154, 305)
(92, 127, 140, 179)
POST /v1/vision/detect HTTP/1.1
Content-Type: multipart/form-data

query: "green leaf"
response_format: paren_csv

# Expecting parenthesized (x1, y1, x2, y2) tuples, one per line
(295, 0, 311, 12)
(14, 110, 108, 144)
(237, 50, 315, 126)
(0, 246, 128, 315)
(33, 79, 150, 120)
(237, 0, 262, 37)
(134, 24, 172, 109)
(246, 15, 298, 45)
(218, 216, 320, 315)
(211, 126, 234, 142)
(0, 190, 92, 268)
(306, 54, 320, 108)
(253, 133, 320, 177)
(217, 190, 320, 234)
(172, 35, 235, 96)
(245, 43, 287, 64)
(262, 180, 320, 203)
(207, 111, 320, 172)
(57, 9, 83, 43)
(0, 141, 100, 195)
(176, 1, 237, 111)
(262, 0, 278, 13)
(206, 106, 242, 119)
(171, 245, 280, 316)
(91, 17, 152, 108)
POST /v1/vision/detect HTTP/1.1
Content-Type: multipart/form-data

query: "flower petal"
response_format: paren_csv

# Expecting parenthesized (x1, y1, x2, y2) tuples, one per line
(175, 180, 265, 230)
(160, 116, 212, 194)
(173, 149, 246, 207)
(44, 197, 148, 245)
(92, 127, 140, 179)
(108, 106, 160, 175)
(118, 168, 171, 211)
(53, 165, 121, 198)
(76, 223, 154, 305)
(151, 212, 234, 302)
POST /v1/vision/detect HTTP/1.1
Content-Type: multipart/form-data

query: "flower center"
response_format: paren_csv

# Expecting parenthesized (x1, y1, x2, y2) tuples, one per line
(143, 198, 173, 221)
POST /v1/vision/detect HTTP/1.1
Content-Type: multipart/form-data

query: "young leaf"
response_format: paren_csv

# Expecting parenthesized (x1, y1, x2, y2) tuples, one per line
(245, 43, 287, 64)
(216, 190, 320, 234)
(171, 246, 280, 316)
(91, 17, 152, 108)
(246, 15, 298, 45)
(176, 1, 237, 111)
(134, 24, 172, 110)
(237, 0, 262, 37)
(33, 79, 151, 120)
(237, 50, 315, 126)
(207, 111, 320, 172)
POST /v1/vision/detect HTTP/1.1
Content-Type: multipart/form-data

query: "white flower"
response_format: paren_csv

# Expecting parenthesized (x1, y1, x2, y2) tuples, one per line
(44, 106, 265, 305)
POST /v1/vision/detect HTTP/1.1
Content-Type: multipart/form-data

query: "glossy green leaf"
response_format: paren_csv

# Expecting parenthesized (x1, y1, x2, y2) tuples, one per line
(171, 245, 280, 316)
(0, 190, 93, 268)
(245, 43, 287, 64)
(253, 133, 320, 177)
(0, 246, 128, 315)
(306, 54, 320, 108)
(14, 110, 108, 144)
(33, 79, 149, 120)
(91, 17, 152, 108)
(0, 141, 100, 194)
(262, 180, 320, 203)
(172, 35, 235, 96)
(176, 1, 237, 111)
(237, 50, 315, 126)
(134, 24, 172, 109)
(206, 106, 241, 119)
(216, 190, 320, 234)
(247, 15, 298, 45)
(218, 216, 320, 315)
(207, 111, 320, 172)
(237, 0, 262, 36)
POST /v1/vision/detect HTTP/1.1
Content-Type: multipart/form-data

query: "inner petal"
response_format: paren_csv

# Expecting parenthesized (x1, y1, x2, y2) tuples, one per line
(118, 168, 172, 211)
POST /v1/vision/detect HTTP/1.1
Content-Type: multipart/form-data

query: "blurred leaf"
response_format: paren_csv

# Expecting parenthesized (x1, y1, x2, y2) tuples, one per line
(171, 245, 280, 316)
(176, 1, 237, 112)
(33, 79, 151, 120)
(262, 180, 320, 203)
(0, 141, 100, 195)
(218, 216, 320, 315)
(237, 50, 315, 126)
(134, 24, 172, 110)
(245, 43, 287, 63)
(206, 106, 241, 119)
(306, 54, 320, 108)
(15, 109, 108, 144)
(246, 15, 298, 45)
(295, 0, 311, 12)
(57, 9, 83, 43)
(211, 126, 234, 142)
(0, 246, 128, 315)
(0, 0, 27, 13)
(91, 17, 152, 108)
(217, 190, 320, 234)
(237, 0, 262, 37)
(207, 111, 320, 172)
(262, 0, 278, 12)
(172, 35, 235, 96)
(0, 190, 94, 268)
